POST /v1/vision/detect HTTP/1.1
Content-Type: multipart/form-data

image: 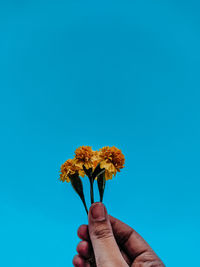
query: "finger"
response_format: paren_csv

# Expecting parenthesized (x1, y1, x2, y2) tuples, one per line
(109, 215, 159, 260)
(76, 240, 92, 259)
(77, 225, 90, 241)
(78, 215, 160, 263)
(88, 202, 128, 267)
(73, 255, 87, 267)
(120, 248, 132, 266)
(78, 224, 131, 265)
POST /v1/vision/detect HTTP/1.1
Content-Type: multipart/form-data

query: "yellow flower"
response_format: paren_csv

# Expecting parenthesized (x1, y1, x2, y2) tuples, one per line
(59, 159, 85, 183)
(98, 146, 125, 180)
(74, 146, 97, 170)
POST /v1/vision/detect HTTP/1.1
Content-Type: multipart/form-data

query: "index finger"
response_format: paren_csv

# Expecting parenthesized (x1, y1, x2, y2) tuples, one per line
(109, 215, 158, 260)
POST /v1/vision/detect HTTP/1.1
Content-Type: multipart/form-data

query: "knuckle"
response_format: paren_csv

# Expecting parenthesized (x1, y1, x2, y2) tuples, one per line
(92, 225, 113, 240)
(134, 251, 165, 267)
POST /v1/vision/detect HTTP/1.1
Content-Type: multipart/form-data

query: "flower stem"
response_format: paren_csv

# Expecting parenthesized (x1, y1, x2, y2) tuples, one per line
(82, 165, 94, 205)
(81, 196, 88, 214)
(90, 178, 94, 204)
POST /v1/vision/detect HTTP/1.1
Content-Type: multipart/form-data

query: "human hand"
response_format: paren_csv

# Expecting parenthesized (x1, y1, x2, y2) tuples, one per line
(73, 202, 165, 267)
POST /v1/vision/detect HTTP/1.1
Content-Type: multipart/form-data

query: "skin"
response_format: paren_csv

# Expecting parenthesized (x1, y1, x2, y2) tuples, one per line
(73, 202, 165, 267)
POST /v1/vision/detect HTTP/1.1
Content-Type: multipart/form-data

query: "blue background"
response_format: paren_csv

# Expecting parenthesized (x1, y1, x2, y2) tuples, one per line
(0, 1, 199, 266)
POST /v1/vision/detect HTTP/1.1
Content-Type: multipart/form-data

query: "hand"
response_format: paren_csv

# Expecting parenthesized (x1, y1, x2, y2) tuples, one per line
(73, 202, 164, 267)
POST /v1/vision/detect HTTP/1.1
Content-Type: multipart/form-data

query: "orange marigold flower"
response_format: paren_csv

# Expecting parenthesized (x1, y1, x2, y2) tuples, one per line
(74, 146, 97, 170)
(59, 159, 85, 183)
(98, 146, 125, 180)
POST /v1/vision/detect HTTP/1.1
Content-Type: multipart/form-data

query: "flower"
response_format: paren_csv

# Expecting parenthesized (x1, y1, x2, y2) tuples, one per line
(97, 146, 125, 180)
(59, 159, 85, 183)
(74, 146, 97, 170)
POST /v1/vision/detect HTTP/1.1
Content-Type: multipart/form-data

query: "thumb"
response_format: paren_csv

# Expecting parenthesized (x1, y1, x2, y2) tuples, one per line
(88, 202, 128, 267)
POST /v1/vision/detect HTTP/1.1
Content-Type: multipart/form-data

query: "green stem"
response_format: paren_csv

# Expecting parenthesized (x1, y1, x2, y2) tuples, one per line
(81, 196, 88, 214)
(90, 178, 94, 204)
(82, 165, 94, 205)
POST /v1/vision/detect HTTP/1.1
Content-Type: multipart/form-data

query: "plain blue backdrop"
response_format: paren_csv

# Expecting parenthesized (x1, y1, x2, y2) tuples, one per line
(0, 1, 200, 266)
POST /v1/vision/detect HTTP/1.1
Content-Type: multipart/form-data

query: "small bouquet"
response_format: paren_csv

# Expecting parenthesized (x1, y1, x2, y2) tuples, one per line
(59, 146, 125, 213)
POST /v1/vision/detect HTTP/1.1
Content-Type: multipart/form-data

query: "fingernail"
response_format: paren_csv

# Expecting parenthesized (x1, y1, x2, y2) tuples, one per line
(91, 202, 106, 221)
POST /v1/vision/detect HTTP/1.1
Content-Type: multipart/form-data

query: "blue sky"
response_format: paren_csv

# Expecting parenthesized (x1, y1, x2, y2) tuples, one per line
(0, 1, 200, 266)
